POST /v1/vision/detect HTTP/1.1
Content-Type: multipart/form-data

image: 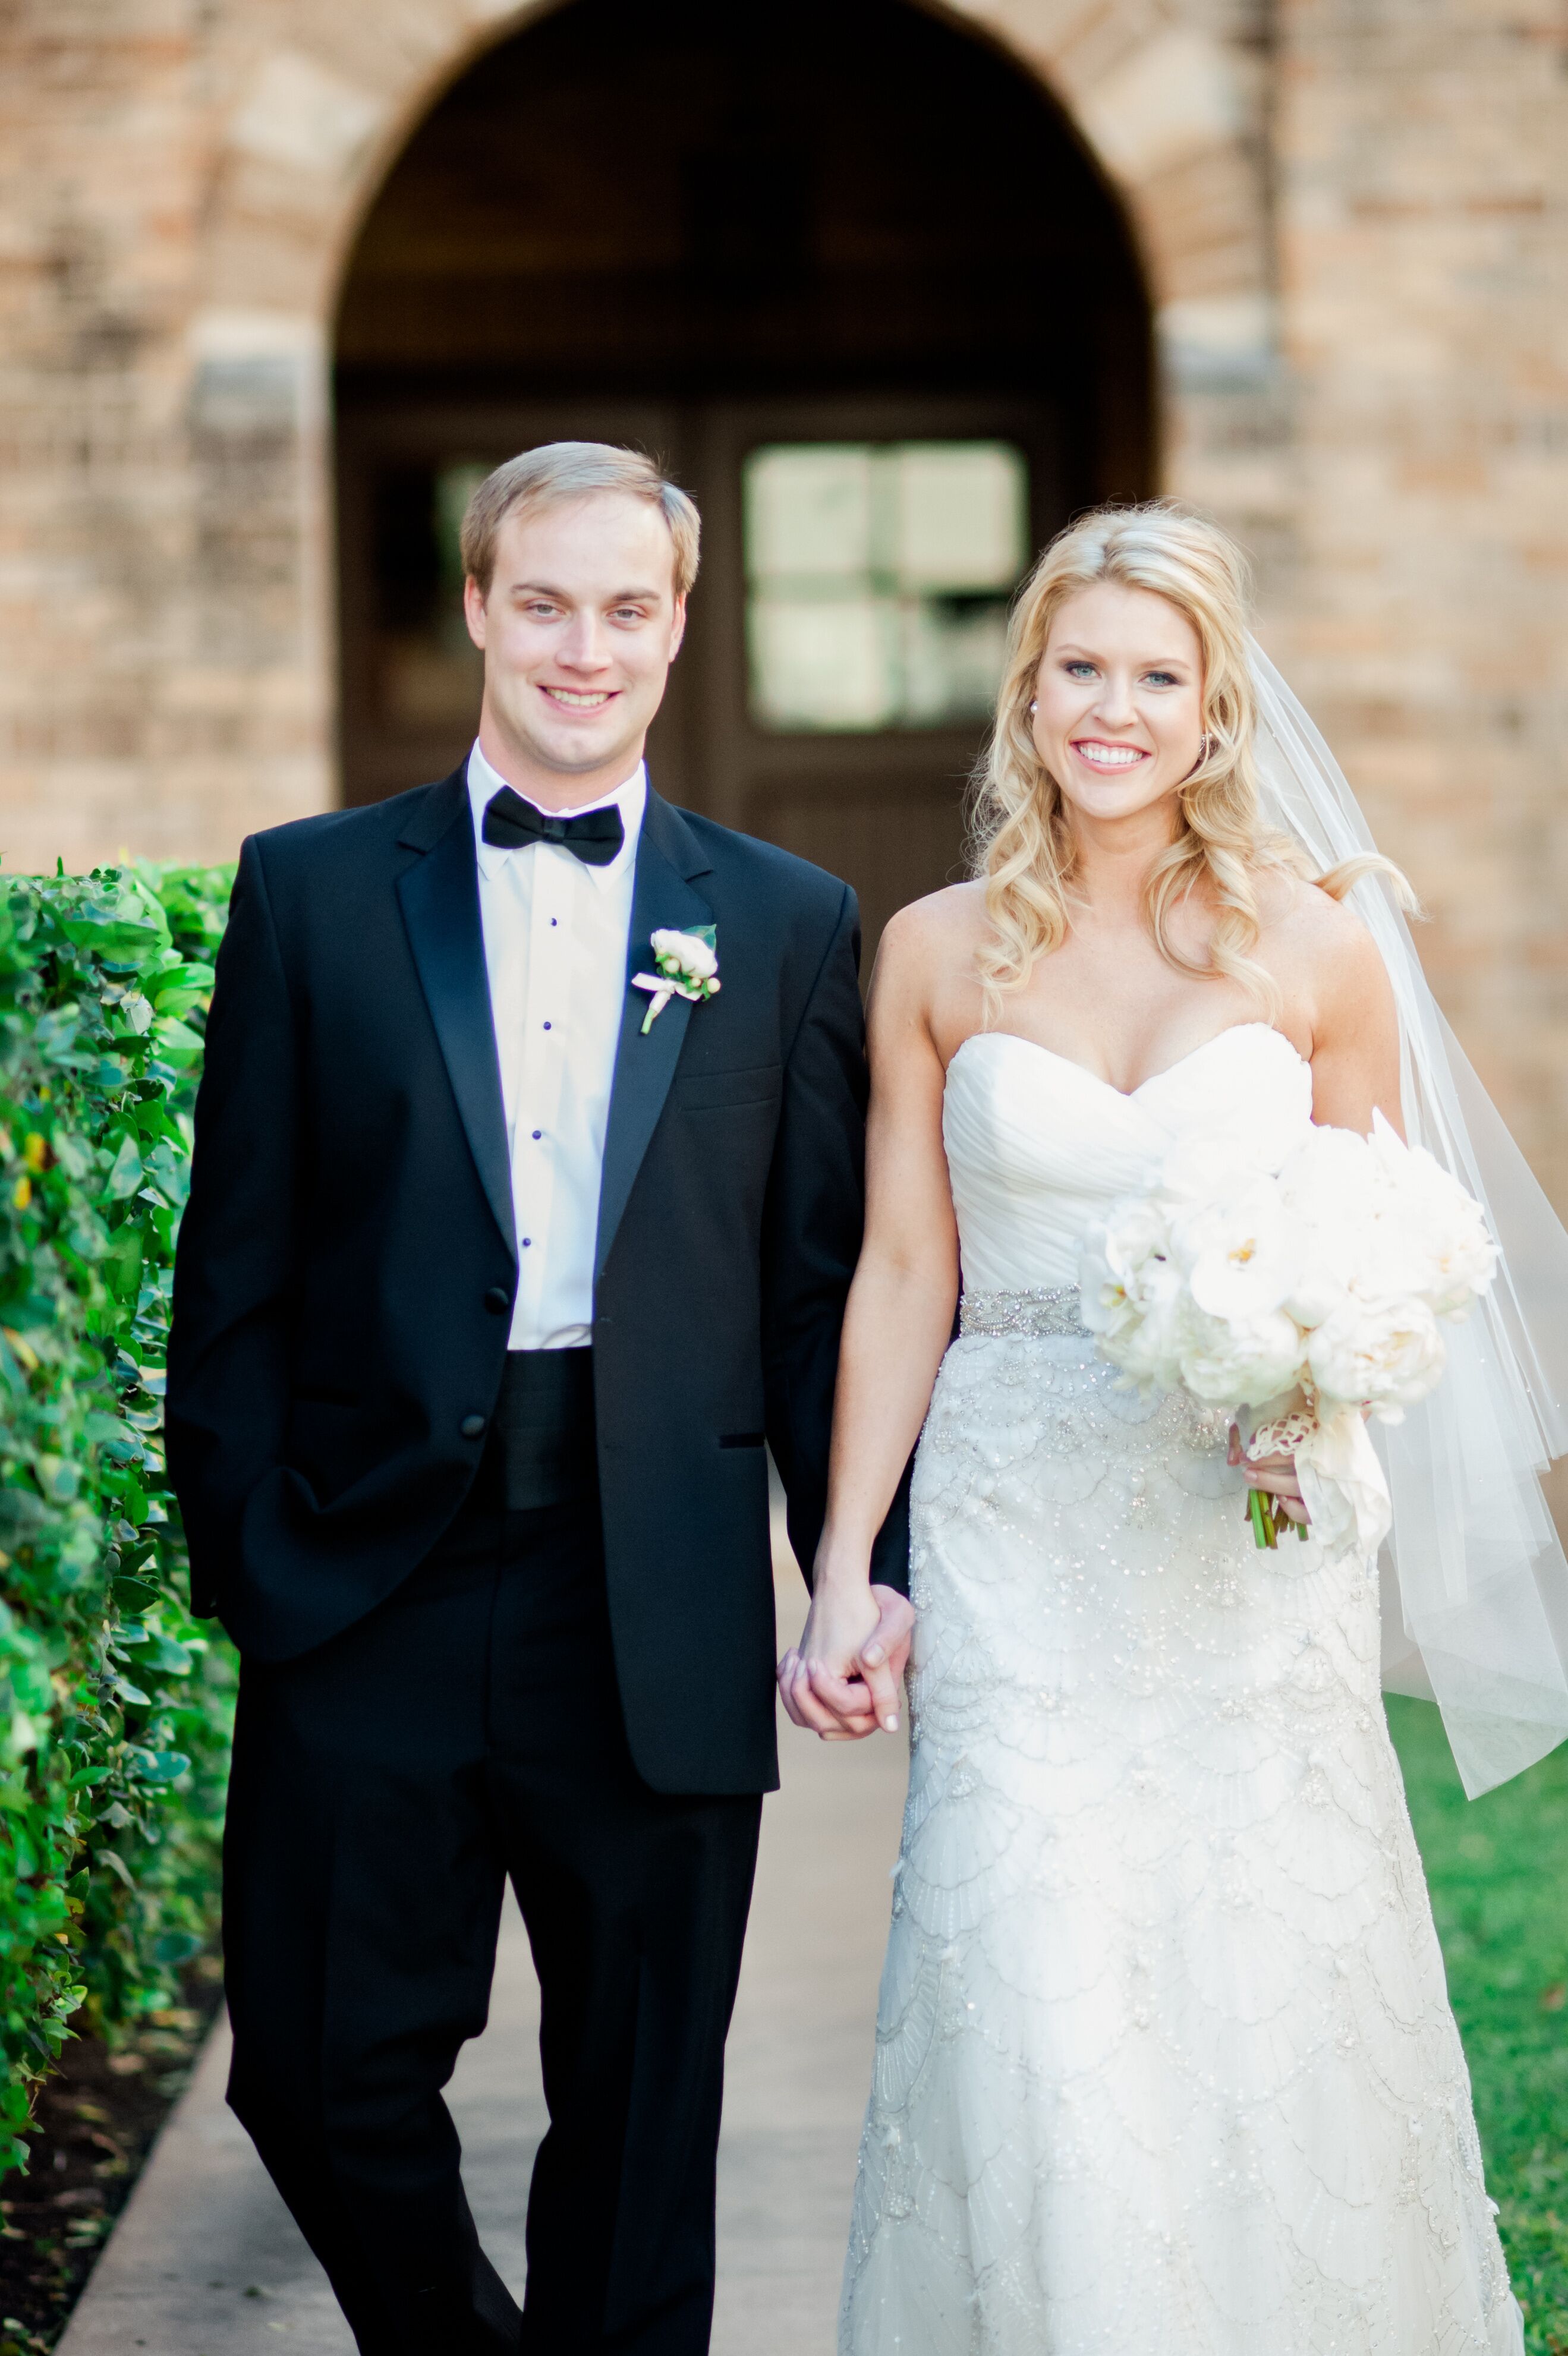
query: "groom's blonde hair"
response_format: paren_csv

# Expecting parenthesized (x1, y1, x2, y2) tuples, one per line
(460, 442, 701, 600)
(970, 502, 1409, 1010)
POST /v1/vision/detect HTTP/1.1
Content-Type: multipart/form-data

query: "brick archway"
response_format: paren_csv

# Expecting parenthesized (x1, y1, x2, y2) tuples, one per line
(197, 0, 1266, 372)
(180, 0, 1265, 834)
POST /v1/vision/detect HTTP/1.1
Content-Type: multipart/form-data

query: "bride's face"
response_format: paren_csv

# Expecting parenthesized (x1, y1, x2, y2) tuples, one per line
(1032, 583, 1205, 828)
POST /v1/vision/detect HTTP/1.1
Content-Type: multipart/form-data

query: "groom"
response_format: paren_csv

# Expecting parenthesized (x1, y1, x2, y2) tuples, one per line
(167, 442, 910, 2354)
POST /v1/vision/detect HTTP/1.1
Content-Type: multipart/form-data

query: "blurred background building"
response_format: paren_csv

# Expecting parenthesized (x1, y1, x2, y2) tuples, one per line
(1, 0, 1565, 1188)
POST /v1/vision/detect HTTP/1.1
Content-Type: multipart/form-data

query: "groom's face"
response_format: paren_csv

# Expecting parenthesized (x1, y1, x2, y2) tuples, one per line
(464, 492, 687, 793)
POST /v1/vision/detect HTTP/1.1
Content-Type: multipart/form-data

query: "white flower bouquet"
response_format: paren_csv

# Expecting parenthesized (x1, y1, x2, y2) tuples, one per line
(1078, 1112, 1498, 1555)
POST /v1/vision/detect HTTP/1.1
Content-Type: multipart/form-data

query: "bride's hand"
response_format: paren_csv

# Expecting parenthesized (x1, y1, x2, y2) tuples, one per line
(1227, 1424, 1309, 1525)
(779, 1572, 906, 1741)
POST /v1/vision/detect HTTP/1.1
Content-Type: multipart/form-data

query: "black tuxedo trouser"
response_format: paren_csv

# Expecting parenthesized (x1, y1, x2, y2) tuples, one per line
(222, 1472, 762, 2356)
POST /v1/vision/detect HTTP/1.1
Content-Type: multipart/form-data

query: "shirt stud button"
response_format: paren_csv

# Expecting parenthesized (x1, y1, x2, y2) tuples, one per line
(521, 1237, 532, 1248)
(460, 1414, 486, 1440)
(531, 1130, 542, 1141)
(484, 1286, 510, 1316)
(543, 1021, 552, 1031)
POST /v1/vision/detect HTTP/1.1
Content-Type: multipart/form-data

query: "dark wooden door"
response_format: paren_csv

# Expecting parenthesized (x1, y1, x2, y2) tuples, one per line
(676, 393, 1061, 962)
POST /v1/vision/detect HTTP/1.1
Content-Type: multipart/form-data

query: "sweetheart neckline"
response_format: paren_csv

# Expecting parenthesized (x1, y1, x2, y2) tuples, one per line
(946, 1020, 1308, 1103)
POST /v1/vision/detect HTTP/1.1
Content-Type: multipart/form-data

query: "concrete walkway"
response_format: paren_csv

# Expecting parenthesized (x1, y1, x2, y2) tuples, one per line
(58, 1569, 906, 2355)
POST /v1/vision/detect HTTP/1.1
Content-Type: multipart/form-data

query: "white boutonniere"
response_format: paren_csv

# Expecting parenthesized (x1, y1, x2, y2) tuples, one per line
(631, 925, 720, 1035)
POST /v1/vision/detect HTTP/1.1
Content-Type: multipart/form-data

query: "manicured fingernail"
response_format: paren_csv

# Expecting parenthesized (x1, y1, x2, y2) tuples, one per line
(883, 1715, 899, 1732)
(864, 1645, 884, 1666)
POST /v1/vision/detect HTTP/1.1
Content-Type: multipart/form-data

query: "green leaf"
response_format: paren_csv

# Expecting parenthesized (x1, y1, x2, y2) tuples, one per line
(148, 1018, 204, 1067)
(102, 1135, 143, 1200)
(0, 861, 234, 2179)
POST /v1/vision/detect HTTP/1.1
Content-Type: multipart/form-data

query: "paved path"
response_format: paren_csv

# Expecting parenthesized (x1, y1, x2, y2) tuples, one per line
(58, 1569, 906, 2355)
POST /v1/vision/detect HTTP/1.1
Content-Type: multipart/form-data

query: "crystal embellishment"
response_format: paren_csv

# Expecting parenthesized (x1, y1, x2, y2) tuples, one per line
(959, 1285, 1090, 1340)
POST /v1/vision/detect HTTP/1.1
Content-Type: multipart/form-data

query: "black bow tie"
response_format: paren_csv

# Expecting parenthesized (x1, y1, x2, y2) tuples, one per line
(482, 788, 625, 867)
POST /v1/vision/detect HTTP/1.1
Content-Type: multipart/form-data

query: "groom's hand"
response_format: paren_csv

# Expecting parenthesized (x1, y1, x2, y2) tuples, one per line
(777, 1582, 915, 1743)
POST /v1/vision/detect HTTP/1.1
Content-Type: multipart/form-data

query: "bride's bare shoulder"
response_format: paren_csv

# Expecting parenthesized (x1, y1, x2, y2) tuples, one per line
(869, 882, 988, 1034)
(1261, 871, 1393, 1011)
(875, 880, 988, 971)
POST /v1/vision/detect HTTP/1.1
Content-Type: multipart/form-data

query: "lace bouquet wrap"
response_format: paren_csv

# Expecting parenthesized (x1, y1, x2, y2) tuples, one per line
(1078, 1111, 1498, 1558)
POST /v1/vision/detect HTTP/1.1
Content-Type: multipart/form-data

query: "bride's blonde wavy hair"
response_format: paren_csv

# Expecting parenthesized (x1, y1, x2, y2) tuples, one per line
(970, 502, 1412, 1013)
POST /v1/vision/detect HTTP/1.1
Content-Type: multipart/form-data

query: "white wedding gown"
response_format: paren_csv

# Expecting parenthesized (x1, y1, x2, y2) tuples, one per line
(841, 1023, 1522, 2356)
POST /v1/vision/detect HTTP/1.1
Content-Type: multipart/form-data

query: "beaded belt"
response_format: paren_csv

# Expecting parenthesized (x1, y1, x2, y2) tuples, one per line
(959, 1285, 1091, 1341)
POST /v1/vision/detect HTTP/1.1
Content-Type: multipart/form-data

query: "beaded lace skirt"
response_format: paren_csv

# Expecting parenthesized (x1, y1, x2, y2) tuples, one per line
(840, 1313, 1520, 2356)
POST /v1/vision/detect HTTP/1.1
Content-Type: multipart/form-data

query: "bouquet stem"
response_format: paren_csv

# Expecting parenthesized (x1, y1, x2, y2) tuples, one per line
(1245, 1488, 1310, 1548)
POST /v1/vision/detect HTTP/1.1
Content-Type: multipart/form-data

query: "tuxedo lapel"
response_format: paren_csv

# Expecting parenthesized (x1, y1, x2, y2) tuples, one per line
(395, 773, 517, 1259)
(595, 793, 714, 1283)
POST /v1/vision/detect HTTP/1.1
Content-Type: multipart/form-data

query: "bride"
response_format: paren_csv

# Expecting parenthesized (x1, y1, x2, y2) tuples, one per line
(778, 504, 1568, 2352)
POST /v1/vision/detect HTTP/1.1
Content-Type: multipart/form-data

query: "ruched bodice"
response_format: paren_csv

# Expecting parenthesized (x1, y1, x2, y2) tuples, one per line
(942, 1020, 1314, 1292)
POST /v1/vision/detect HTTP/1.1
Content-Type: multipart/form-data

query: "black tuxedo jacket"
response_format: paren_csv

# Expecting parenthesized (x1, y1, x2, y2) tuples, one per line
(166, 768, 909, 1794)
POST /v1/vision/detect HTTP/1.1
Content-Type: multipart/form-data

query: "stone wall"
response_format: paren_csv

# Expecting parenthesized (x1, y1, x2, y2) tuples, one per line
(0, 0, 1564, 1193)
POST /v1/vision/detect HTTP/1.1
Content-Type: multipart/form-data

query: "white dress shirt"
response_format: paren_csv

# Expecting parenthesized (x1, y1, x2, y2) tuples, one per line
(467, 742, 646, 1350)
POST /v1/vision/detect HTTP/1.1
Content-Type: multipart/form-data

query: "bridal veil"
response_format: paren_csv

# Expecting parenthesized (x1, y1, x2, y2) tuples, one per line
(1251, 640, 1568, 1794)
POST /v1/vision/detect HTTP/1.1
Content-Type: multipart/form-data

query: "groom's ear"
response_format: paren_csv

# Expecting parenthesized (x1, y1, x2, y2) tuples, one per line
(464, 573, 489, 653)
(667, 591, 687, 663)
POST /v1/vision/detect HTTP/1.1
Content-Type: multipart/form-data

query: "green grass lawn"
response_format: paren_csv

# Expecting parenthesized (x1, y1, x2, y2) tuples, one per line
(1390, 1696, 1568, 2355)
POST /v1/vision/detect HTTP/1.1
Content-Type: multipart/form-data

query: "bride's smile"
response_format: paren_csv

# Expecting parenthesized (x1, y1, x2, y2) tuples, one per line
(1031, 577, 1205, 826)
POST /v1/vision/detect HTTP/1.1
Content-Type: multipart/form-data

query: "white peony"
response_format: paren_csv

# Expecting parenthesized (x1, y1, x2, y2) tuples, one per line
(1077, 1241, 1143, 1348)
(1078, 1107, 1493, 1434)
(1080, 1199, 1176, 1360)
(1305, 1294, 1447, 1417)
(1178, 1305, 1305, 1408)
(1367, 1115, 1498, 1315)
(650, 928, 718, 980)
(1170, 1177, 1302, 1322)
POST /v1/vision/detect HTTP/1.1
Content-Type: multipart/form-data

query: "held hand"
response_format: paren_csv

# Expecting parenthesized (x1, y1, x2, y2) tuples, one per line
(858, 1585, 916, 1731)
(778, 1576, 881, 1740)
(1227, 1423, 1309, 1525)
(777, 1576, 915, 1743)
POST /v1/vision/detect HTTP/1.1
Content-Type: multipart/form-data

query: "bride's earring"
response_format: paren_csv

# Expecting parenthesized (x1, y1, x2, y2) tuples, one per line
(1028, 701, 1038, 715)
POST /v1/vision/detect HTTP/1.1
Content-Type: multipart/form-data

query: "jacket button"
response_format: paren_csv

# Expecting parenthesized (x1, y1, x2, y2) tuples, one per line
(460, 1415, 486, 1440)
(484, 1286, 511, 1316)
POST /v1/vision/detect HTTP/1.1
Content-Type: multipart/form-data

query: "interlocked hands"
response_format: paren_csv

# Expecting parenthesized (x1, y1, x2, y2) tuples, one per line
(777, 1582, 917, 1742)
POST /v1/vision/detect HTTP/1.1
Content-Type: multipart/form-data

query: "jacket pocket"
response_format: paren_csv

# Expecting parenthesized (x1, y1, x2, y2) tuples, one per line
(670, 1063, 782, 1113)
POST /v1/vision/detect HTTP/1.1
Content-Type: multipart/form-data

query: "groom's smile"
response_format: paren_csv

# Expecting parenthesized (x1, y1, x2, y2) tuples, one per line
(463, 489, 687, 811)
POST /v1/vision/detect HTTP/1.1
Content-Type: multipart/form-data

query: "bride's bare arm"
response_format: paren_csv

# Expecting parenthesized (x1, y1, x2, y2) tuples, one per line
(778, 904, 962, 1740)
(1300, 890, 1404, 1136)
(1242, 888, 1406, 1522)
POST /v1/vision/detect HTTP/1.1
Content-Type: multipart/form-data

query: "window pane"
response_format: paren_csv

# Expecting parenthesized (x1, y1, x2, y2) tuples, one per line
(899, 597, 1014, 725)
(890, 444, 1027, 592)
(745, 446, 874, 583)
(747, 596, 898, 732)
(744, 438, 1027, 732)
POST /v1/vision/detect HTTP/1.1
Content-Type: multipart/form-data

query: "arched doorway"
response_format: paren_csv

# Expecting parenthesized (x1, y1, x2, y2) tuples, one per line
(334, 0, 1154, 951)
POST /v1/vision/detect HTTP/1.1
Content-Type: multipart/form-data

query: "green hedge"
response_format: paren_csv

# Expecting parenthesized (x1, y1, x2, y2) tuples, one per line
(0, 862, 235, 2172)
